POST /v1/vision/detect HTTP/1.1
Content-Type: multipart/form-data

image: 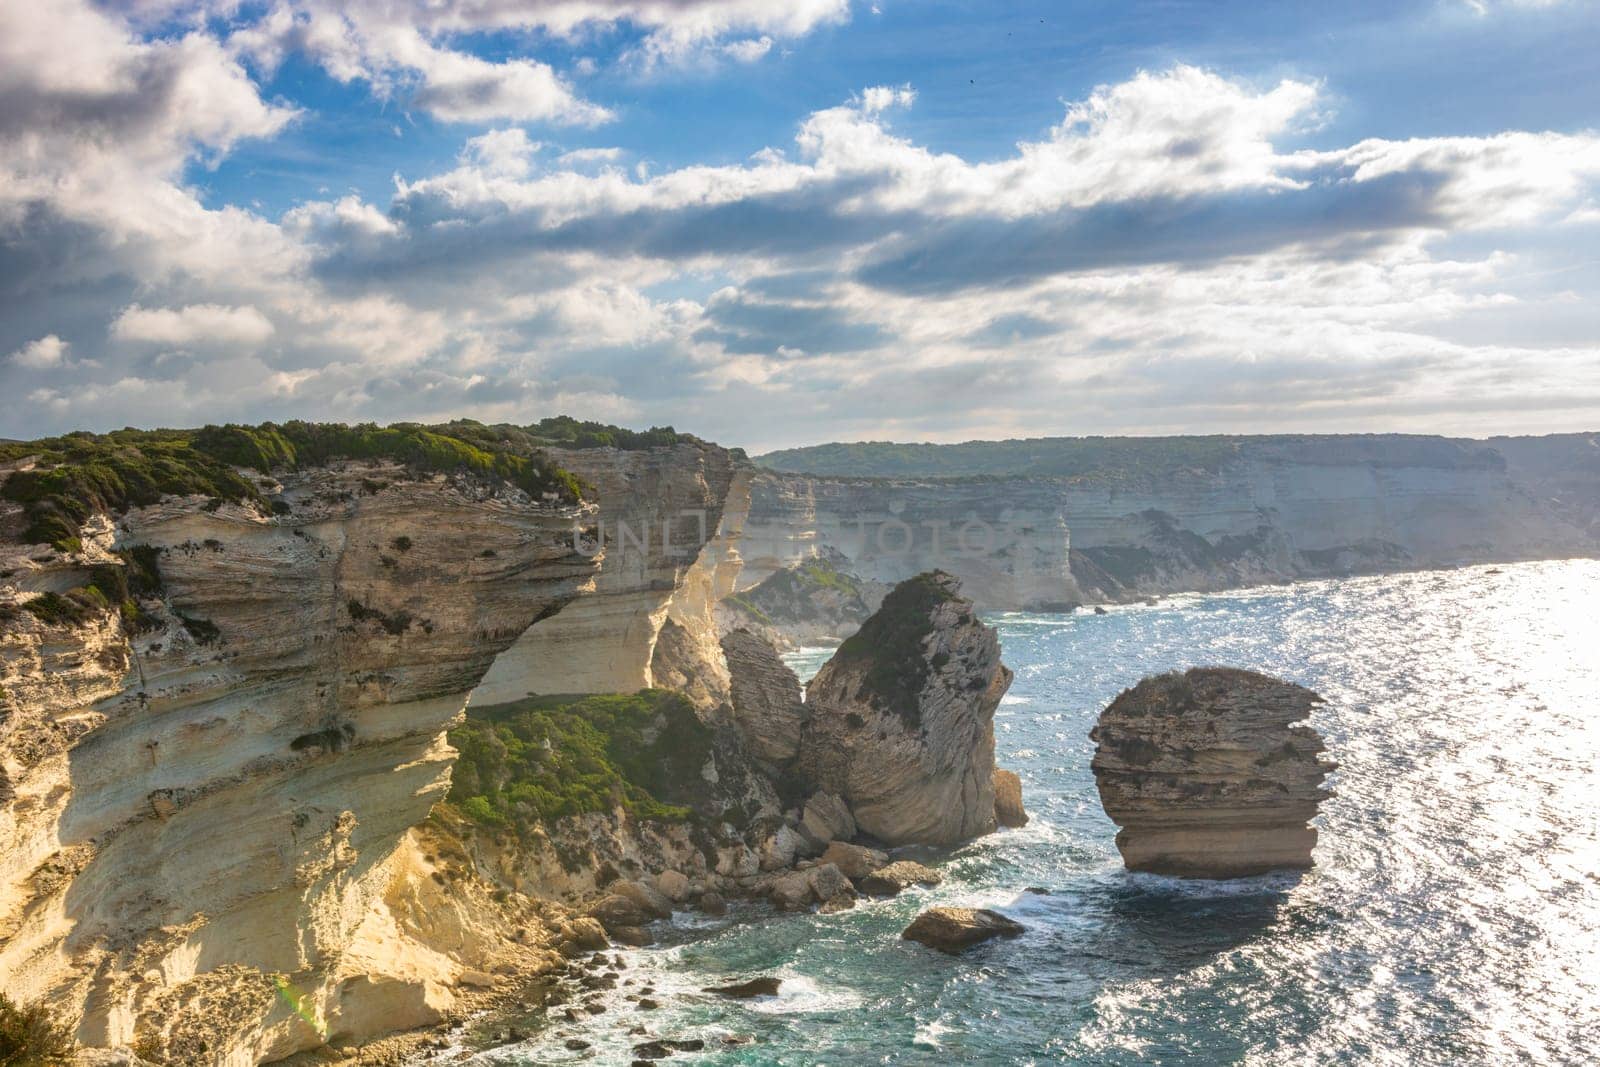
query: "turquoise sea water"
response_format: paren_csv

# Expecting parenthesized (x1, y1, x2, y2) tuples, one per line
(467, 560, 1600, 1065)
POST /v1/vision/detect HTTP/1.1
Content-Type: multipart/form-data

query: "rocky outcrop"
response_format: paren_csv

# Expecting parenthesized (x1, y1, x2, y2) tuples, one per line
(992, 768, 1028, 828)
(796, 572, 1011, 846)
(717, 547, 886, 648)
(703, 977, 781, 998)
(858, 860, 942, 897)
(818, 841, 888, 880)
(719, 628, 806, 766)
(0, 431, 754, 1064)
(901, 907, 1025, 954)
(1090, 667, 1336, 878)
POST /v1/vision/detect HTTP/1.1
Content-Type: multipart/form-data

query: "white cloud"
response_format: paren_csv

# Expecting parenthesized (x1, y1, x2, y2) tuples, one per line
(463, 128, 543, 178)
(409, 47, 612, 125)
(111, 304, 276, 346)
(228, 0, 848, 122)
(2, 20, 1597, 451)
(9, 336, 69, 369)
(556, 146, 625, 166)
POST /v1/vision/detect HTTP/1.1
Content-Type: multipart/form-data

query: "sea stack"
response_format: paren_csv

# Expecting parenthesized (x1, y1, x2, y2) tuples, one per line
(1090, 667, 1335, 878)
(796, 571, 1015, 846)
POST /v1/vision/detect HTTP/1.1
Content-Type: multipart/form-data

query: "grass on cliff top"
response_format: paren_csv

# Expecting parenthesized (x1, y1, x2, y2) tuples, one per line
(0, 419, 597, 551)
(830, 571, 963, 727)
(446, 689, 714, 834)
(0, 993, 75, 1066)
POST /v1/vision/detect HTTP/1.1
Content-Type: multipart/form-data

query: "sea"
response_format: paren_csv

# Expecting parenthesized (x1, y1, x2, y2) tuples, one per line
(458, 559, 1600, 1065)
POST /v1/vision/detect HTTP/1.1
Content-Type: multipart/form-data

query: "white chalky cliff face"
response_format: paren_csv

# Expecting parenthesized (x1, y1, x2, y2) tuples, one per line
(741, 434, 1600, 619)
(0, 445, 737, 1063)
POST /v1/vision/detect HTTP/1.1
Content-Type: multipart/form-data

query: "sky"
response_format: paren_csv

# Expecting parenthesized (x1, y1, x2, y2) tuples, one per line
(2, 1, 1598, 452)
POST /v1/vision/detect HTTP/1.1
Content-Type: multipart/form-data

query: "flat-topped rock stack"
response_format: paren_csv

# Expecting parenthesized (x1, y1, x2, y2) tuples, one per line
(1090, 667, 1335, 879)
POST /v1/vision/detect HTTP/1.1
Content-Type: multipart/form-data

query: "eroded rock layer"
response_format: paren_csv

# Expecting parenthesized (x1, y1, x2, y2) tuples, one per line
(796, 572, 1011, 847)
(0, 432, 750, 1064)
(1090, 667, 1335, 879)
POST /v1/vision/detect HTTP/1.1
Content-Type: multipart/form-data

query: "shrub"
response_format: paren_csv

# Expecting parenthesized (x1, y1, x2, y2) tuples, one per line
(447, 690, 711, 834)
(0, 992, 75, 1065)
(22, 590, 103, 628)
(0, 420, 587, 550)
(831, 571, 962, 726)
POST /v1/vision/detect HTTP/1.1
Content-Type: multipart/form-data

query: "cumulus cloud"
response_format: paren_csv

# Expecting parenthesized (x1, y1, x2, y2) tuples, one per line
(8, 336, 69, 369)
(1, 2, 1597, 452)
(111, 304, 276, 346)
(227, 0, 847, 122)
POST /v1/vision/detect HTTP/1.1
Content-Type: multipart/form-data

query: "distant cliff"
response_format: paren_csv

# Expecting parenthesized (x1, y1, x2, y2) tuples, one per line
(741, 433, 1599, 622)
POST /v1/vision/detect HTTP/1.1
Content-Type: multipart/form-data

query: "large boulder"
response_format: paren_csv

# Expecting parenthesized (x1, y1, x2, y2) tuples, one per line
(1090, 667, 1336, 878)
(992, 768, 1028, 828)
(858, 860, 942, 897)
(610, 879, 674, 919)
(902, 907, 1026, 954)
(800, 792, 856, 844)
(704, 977, 781, 998)
(721, 628, 807, 764)
(819, 841, 888, 880)
(795, 572, 1011, 847)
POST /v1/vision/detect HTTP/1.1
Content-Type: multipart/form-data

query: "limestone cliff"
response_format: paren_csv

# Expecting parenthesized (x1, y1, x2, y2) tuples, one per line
(0, 425, 748, 1064)
(1089, 667, 1335, 879)
(744, 433, 1600, 620)
(472, 443, 744, 705)
(795, 573, 1012, 847)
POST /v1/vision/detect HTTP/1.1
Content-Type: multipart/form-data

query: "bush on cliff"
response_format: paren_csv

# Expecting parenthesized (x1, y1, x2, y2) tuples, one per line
(0, 421, 585, 551)
(830, 571, 961, 727)
(0, 992, 75, 1066)
(447, 690, 713, 833)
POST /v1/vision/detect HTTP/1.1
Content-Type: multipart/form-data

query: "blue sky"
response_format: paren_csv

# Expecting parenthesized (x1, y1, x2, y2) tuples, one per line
(3, 0, 1598, 449)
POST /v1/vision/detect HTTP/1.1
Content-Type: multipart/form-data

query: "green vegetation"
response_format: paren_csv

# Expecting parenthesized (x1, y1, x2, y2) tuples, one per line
(346, 598, 418, 636)
(0, 419, 601, 551)
(21, 590, 104, 628)
(0, 992, 75, 1066)
(500, 415, 681, 451)
(831, 571, 960, 726)
(755, 436, 1245, 483)
(726, 552, 869, 627)
(447, 690, 714, 833)
(0, 429, 263, 551)
(190, 421, 582, 503)
(177, 613, 221, 645)
(13, 546, 166, 633)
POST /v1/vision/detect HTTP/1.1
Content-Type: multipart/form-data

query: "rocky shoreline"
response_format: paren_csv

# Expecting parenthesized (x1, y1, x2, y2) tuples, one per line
(1, 422, 1351, 1066)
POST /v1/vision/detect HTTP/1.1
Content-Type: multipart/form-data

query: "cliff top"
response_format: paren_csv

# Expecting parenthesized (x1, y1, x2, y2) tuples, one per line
(751, 431, 1569, 483)
(0, 417, 690, 553)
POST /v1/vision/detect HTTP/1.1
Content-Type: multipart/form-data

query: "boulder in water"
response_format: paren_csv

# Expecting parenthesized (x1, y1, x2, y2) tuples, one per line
(704, 976, 782, 998)
(992, 768, 1028, 828)
(858, 859, 942, 897)
(902, 907, 1026, 954)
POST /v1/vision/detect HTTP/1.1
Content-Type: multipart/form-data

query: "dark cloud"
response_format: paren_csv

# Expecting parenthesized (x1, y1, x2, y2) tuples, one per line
(692, 290, 887, 355)
(856, 169, 1451, 295)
